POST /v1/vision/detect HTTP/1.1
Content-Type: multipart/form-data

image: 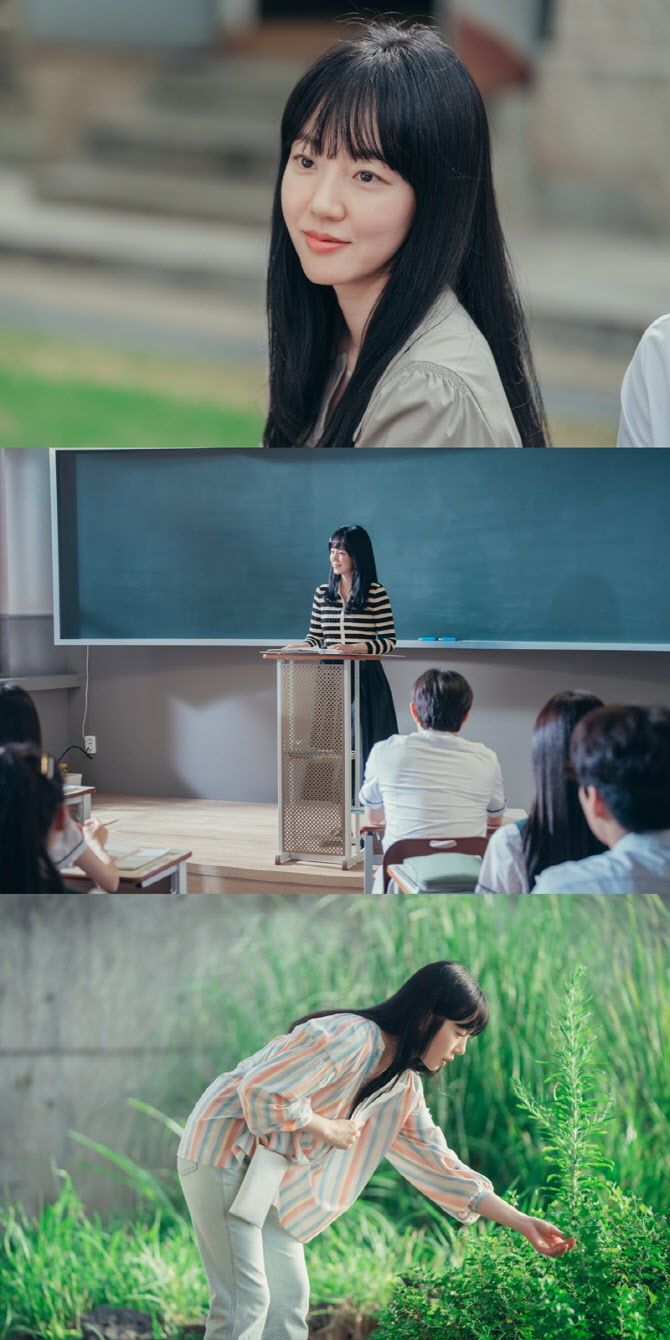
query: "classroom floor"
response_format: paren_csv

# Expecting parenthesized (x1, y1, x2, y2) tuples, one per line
(92, 795, 365, 894)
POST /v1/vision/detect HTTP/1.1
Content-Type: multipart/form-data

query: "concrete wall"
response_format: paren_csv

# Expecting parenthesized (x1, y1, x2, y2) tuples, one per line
(533, 0, 670, 234)
(0, 894, 273, 1212)
(3, 449, 670, 810)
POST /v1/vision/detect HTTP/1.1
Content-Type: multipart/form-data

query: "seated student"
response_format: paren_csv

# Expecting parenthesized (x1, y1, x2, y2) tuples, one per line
(360, 669, 505, 893)
(533, 704, 670, 894)
(0, 683, 119, 892)
(0, 744, 69, 894)
(475, 690, 606, 893)
(617, 312, 670, 447)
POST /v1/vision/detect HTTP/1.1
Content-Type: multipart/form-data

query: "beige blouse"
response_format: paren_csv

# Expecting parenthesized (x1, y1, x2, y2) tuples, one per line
(307, 289, 522, 448)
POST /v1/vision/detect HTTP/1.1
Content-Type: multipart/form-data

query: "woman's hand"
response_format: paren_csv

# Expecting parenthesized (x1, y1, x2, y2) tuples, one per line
(84, 817, 109, 848)
(281, 643, 312, 651)
(518, 1216, 576, 1257)
(304, 1112, 364, 1148)
(476, 1193, 575, 1256)
(325, 642, 369, 655)
(320, 1118, 364, 1149)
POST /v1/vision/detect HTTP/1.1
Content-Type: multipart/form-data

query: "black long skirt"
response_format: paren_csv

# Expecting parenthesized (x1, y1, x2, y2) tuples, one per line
(356, 659, 398, 770)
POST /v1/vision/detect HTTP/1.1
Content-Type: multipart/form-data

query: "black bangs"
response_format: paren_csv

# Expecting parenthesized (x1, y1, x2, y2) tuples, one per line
(328, 527, 349, 552)
(435, 993, 490, 1037)
(282, 54, 408, 177)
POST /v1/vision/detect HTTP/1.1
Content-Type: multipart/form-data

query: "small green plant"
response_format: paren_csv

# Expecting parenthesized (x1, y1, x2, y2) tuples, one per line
(375, 969, 670, 1340)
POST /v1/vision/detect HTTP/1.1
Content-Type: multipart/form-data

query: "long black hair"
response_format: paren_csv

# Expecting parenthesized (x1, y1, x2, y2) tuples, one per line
(0, 683, 42, 747)
(325, 523, 378, 611)
(522, 690, 607, 890)
(0, 744, 65, 895)
(264, 21, 548, 449)
(290, 961, 488, 1112)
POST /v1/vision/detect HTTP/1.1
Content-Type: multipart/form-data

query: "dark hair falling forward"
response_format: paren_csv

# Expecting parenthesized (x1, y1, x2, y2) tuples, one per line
(290, 961, 489, 1113)
(0, 744, 64, 895)
(522, 690, 607, 890)
(325, 524, 377, 611)
(264, 23, 548, 449)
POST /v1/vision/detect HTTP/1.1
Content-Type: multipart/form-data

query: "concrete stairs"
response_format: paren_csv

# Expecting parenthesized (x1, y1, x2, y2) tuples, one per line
(35, 57, 304, 227)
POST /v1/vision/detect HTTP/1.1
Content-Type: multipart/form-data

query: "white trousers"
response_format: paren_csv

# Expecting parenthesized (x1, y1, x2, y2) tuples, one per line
(178, 1156, 310, 1340)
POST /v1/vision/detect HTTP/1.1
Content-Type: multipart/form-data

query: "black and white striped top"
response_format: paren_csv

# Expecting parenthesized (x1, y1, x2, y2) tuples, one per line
(305, 583, 396, 654)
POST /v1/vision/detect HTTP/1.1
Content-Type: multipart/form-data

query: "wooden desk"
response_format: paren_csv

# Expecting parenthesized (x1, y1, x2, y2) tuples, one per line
(65, 847, 191, 894)
(63, 785, 96, 822)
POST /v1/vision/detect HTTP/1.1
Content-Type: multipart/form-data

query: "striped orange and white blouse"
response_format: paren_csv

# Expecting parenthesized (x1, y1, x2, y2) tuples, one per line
(305, 583, 396, 655)
(178, 1013, 493, 1243)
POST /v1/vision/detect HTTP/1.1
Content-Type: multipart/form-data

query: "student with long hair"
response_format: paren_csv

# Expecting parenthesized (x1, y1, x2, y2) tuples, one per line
(263, 22, 548, 449)
(0, 744, 67, 894)
(475, 690, 606, 893)
(283, 523, 397, 765)
(0, 682, 119, 892)
(178, 961, 573, 1340)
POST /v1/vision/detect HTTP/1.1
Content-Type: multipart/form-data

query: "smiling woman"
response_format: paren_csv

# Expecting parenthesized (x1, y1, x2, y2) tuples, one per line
(263, 22, 548, 449)
(177, 962, 574, 1340)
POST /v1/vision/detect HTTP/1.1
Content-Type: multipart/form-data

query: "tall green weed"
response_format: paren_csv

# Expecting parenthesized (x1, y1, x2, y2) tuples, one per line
(375, 969, 670, 1340)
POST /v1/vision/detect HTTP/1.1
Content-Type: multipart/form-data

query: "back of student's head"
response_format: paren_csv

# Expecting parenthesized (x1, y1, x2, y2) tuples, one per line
(0, 683, 42, 747)
(411, 670, 473, 733)
(0, 744, 64, 895)
(570, 704, 670, 833)
(523, 689, 606, 889)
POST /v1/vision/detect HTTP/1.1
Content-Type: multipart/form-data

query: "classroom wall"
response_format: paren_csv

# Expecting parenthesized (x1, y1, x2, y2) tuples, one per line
(75, 641, 670, 810)
(5, 450, 670, 810)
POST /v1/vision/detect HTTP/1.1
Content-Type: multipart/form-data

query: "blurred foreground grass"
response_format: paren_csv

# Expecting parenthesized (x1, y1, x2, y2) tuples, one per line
(0, 328, 265, 448)
(0, 326, 615, 448)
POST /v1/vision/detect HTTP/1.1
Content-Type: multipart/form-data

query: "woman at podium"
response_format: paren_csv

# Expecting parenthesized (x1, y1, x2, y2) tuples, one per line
(283, 523, 397, 765)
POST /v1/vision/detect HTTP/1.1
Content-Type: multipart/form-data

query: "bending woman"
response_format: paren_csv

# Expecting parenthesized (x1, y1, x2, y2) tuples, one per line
(475, 690, 607, 893)
(283, 523, 397, 767)
(0, 744, 67, 894)
(263, 22, 548, 449)
(178, 961, 573, 1340)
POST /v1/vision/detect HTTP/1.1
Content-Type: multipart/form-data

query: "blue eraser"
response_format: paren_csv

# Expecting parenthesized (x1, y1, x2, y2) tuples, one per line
(419, 636, 438, 641)
(439, 637, 458, 642)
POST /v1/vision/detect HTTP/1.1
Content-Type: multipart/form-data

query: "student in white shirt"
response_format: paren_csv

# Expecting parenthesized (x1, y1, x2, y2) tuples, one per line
(533, 704, 670, 894)
(0, 682, 119, 891)
(476, 690, 606, 894)
(360, 670, 505, 893)
(617, 313, 670, 447)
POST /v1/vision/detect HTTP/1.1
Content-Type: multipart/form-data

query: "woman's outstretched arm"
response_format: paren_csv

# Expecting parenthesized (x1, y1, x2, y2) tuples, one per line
(475, 1191, 575, 1256)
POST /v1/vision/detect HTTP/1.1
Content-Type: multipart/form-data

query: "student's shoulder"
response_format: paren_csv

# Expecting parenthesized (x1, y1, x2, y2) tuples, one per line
(461, 737, 502, 769)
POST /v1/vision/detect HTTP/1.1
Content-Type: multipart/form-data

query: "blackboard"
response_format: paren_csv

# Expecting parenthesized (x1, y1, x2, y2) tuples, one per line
(52, 449, 670, 648)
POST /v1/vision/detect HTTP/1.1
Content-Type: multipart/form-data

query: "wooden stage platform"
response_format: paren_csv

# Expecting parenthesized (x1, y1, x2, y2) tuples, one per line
(92, 796, 365, 894)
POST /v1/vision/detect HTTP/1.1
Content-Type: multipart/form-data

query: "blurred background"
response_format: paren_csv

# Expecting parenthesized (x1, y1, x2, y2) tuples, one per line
(0, 0, 669, 446)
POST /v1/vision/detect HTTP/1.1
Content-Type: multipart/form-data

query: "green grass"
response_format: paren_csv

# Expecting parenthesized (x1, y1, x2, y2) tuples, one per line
(0, 328, 265, 447)
(0, 1176, 450, 1339)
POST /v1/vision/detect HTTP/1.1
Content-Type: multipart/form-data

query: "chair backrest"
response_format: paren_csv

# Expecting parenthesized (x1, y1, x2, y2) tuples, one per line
(382, 835, 490, 893)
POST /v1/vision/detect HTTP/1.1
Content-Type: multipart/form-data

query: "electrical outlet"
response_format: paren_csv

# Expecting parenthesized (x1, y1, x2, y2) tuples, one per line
(84, 735, 97, 756)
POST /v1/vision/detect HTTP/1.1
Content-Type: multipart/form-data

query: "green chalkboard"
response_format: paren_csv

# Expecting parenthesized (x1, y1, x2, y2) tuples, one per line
(53, 449, 670, 647)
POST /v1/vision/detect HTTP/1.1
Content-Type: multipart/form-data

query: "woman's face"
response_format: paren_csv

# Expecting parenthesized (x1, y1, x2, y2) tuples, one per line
(421, 1018, 471, 1072)
(330, 543, 354, 581)
(281, 140, 416, 296)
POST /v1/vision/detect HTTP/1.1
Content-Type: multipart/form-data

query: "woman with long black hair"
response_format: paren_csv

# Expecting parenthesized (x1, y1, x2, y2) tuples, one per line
(178, 961, 573, 1340)
(283, 523, 397, 767)
(475, 690, 607, 893)
(263, 22, 548, 449)
(0, 744, 67, 894)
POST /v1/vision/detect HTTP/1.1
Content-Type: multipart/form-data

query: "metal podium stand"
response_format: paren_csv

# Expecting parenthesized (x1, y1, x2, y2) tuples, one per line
(263, 650, 390, 869)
